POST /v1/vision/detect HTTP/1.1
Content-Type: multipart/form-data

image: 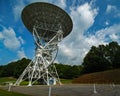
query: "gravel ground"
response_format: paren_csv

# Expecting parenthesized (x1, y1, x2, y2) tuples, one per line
(1, 84, 120, 96)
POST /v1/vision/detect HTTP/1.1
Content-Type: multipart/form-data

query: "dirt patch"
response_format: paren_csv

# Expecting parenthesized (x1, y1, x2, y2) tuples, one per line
(73, 69, 120, 84)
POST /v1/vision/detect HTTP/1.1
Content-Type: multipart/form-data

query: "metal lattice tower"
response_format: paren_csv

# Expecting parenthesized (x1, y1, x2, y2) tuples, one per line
(14, 2, 73, 86)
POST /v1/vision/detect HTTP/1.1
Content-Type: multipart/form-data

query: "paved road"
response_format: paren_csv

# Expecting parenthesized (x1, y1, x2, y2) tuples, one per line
(1, 84, 120, 96)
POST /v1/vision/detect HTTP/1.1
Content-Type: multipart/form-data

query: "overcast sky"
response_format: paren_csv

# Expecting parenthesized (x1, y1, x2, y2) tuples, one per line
(0, 0, 120, 65)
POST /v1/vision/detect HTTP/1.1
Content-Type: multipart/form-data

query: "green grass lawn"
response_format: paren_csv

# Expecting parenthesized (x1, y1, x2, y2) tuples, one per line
(0, 89, 30, 96)
(60, 79, 73, 84)
(0, 77, 16, 82)
(0, 77, 73, 85)
(0, 77, 16, 85)
(0, 77, 36, 86)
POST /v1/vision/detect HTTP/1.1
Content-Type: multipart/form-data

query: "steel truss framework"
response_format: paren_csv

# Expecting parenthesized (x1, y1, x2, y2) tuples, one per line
(14, 26, 63, 86)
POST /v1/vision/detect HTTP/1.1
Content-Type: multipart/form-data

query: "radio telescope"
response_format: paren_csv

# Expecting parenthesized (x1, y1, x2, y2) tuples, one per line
(14, 2, 73, 86)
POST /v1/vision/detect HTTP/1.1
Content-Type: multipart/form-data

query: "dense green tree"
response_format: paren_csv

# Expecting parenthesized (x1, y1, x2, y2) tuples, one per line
(0, 62, 16, 77)
(82, 41, 120, 74)
(55, 64, 82, 79)
(0, 58, 31, 78)
(0, 59, 82, 79)
(64, 65, 82, 79)
(0, 66, 4, 76)
(106, 42, 120, 68)
(82, 46, 110, 73)
(13, 58, 31, 78)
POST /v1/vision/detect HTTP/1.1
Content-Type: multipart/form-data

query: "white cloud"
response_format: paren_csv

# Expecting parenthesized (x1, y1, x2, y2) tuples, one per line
(70, 3, 98, 36)
(0, 27, 21, 50)
(85, 24, 120, 47)
(18, 36, 25, 44)
(0, 25, 26, 51)
(105, 20, 109, 26)
(109, 34, 118, 41)
(0, 25, 27, 62)
(0, 32, 4, 39)
(57, 2, 98, 65)
(17, 48, 26, 59)
(13, 0, 25, 21)
(106, 5, 116, 13)
(95, 24, 120, 43)
(55, 0, 66, 9)
(106, 4, 120, 18)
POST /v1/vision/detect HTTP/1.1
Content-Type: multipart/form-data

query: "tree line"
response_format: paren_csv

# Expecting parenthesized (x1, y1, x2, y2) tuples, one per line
(0, 41, 120, 79)
(0, 58, 82, 79)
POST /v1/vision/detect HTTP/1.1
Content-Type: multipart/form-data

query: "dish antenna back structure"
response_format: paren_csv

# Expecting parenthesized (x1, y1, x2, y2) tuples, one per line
(14, 2, 73, 86)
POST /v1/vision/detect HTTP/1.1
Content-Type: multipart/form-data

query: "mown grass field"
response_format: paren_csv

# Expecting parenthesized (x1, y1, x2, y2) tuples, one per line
(0, 77, 73, 86)
(0, 77, 16, 85)
(60, 79, 73, 84)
